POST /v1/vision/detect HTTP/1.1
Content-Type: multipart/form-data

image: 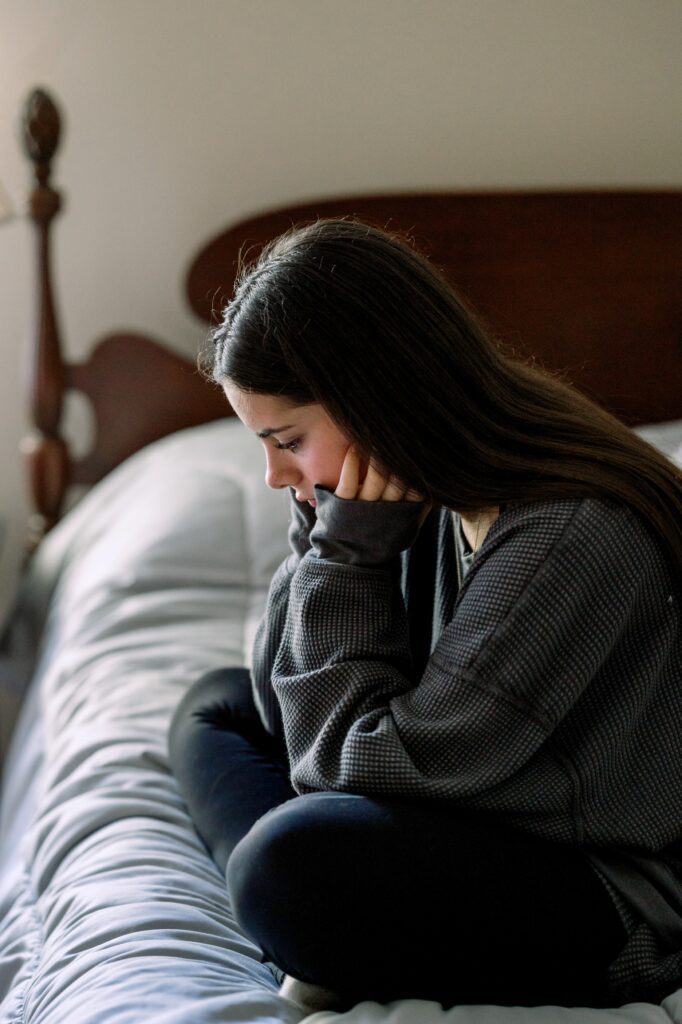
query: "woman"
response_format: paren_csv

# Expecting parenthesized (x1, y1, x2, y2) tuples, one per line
(168, 218, 681, 1013)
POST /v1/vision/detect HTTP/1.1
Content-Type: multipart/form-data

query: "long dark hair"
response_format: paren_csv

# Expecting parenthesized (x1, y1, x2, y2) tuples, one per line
(202, 217, 682, 576)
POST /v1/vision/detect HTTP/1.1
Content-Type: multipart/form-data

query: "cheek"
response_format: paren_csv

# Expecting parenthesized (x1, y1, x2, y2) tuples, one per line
(307, 443, 348, 488)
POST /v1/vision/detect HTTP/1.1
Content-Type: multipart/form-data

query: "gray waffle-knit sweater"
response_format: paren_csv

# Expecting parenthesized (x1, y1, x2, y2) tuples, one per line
(250, 487, 682, 1004)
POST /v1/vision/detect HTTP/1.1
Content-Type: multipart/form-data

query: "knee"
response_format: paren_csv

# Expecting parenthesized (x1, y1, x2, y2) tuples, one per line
(226, 797, 306, 887)
(168, 666, 251, 748)
(225, 792, 364, 928)
(225, 798, 309, 938)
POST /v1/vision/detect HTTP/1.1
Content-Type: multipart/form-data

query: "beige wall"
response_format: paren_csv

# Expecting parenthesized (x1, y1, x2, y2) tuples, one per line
(0, 0, 681, 621)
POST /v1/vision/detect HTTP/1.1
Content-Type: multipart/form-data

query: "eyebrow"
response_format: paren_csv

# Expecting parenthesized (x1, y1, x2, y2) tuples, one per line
(256, 425, 295, 439)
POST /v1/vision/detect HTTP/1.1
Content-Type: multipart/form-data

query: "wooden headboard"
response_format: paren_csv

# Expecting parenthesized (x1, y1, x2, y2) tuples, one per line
(21, 88, 682, 549)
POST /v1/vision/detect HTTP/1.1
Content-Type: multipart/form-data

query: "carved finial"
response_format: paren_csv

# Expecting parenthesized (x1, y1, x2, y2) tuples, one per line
(22, 88, 62, 186)
(21, 86, 68, 543)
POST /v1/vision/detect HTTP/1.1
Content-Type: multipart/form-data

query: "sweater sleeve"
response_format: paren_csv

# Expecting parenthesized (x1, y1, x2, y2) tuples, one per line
(250, 489, 317, 736)
(271, 494, 651, 797)
(250, 559, 295, 737)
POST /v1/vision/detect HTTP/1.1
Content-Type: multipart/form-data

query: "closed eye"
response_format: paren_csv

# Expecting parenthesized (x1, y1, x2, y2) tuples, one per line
(273, 437, 302, 453)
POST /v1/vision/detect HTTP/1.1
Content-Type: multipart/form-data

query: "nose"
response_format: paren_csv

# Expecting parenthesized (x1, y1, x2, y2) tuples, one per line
(264, 448, 300, 491)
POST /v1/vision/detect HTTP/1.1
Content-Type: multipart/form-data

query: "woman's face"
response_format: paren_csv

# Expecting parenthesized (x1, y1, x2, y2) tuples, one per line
(223, 384, 353, 507)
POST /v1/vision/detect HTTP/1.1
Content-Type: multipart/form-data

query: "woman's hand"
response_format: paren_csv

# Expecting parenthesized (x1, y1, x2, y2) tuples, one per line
(334, 446, 432, 524)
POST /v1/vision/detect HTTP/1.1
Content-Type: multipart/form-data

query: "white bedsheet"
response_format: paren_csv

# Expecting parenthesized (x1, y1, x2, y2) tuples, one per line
(0, 417, 680, 1024)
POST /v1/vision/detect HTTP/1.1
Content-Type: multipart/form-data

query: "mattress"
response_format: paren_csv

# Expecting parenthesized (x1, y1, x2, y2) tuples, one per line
(0, 416, 680, 1024)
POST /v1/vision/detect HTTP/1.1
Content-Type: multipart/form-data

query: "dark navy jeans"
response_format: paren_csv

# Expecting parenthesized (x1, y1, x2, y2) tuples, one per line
(168, 667, 627, 1009)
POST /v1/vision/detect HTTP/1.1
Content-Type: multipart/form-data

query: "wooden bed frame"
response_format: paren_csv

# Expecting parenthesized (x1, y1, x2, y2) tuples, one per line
(20, 87, 682, 550)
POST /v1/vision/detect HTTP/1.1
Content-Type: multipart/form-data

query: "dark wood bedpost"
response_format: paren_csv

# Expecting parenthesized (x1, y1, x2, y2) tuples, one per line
(20, 88, 69, 552)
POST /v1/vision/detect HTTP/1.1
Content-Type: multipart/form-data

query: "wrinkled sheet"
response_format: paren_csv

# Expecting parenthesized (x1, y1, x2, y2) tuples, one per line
(0, 418, 680, 1024)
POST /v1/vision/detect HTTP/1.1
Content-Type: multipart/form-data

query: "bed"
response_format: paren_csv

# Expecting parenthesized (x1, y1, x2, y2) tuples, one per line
(0, 86, 680, 1024)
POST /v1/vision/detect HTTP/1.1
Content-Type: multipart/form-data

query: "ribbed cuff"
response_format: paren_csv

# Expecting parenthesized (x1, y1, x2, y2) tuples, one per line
(309, 485, 428, 566)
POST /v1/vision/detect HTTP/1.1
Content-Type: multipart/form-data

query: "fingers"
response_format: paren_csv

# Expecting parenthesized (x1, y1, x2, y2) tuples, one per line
(334, 446, 362, 499)
(380, 477, 406, 502)
(336, 445, 429, 510)
(358, 461, 388, 501)
(358, 458, 413, 502)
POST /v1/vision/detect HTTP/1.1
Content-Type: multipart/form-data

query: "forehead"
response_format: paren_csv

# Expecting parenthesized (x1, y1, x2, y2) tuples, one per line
(222, 384, 308, 430)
